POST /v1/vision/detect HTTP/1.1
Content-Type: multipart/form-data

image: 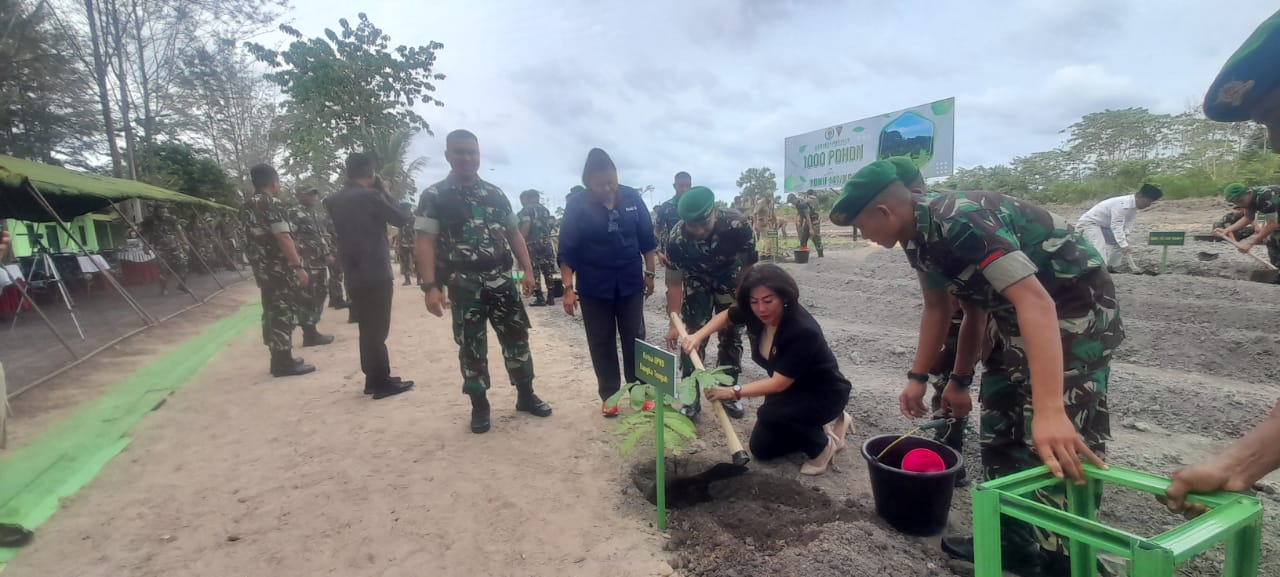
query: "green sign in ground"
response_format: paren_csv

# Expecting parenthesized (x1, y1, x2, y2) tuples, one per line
(634, 339, 677, 399)
(1148, 231, 1186, 246)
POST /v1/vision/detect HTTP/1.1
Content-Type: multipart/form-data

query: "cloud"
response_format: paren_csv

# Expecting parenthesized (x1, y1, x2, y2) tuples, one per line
(278, 0, 1279, 206)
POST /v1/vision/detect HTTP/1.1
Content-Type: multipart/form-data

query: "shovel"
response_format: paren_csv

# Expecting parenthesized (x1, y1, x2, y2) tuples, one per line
(671, 312, 751, 467)
(1214, 231, 1280, 283)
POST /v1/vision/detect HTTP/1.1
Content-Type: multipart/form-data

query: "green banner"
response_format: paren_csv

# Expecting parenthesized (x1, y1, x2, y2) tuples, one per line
(1148, 231, 1186, 246)
(634, 339, 677, 398)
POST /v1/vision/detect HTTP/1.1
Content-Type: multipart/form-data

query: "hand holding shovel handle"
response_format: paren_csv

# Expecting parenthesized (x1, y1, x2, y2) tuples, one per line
(1215, 231, 1279, 270)
(671, 312, 750, 466)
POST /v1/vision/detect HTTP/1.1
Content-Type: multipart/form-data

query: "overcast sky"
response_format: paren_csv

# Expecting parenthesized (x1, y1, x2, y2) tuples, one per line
(278, 0, 1277, 209)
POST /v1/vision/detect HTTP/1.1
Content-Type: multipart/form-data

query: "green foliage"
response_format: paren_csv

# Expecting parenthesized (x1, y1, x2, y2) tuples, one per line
(736, 167, 778, 201)
(942, 106, 1275, 203)
(246, 13, 445, 184)
(145, 142, 238, 205)
(604, 382, 698, 457)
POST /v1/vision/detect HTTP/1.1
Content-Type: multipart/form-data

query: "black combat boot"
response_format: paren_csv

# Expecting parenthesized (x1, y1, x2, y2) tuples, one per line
(330, 297, 348, 310)
(816, 241, 824, 258)
(301, 325, 334, 347)
(270, 350, 315, 377)
(515, 381, 553, 417)
(470, 392, 491, 434)
(530, 290, 547, 307)
(545, 294, 555, 306)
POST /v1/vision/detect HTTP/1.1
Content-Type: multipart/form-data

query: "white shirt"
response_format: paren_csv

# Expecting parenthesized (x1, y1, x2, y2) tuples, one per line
(1077, 194, 1138, 248)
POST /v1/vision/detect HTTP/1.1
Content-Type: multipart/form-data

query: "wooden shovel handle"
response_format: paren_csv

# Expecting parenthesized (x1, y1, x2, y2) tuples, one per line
(1216, 231, 1279, 270)
(670, 312, 746, 456)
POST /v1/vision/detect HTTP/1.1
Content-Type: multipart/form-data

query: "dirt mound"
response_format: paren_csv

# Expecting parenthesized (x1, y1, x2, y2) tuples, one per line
(655, 463, 956, 577)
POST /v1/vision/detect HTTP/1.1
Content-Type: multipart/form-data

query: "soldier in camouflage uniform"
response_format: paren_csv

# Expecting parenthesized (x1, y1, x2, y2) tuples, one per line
(1217, 183, 1280, 267)
(654, 171, 693, 267)
(518, 189, 560, 307)
(1214, 207, 1255, 241)
(395, 220, 417, 286)
(663, 186, 756, 420)
(240, 165, 316, 377)
(753, 195, 778, 260)
(415, 129, 552, 434)
(288, 189, 336, 347)
(832, 160, 1123, 576)
(318, 203, 349, 310)
(789, 189, 824, 257)
(140, 204, 190, 295)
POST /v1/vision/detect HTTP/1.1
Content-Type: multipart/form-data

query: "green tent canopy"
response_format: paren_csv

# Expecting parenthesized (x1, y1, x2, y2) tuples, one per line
(0, 155, 233, 221)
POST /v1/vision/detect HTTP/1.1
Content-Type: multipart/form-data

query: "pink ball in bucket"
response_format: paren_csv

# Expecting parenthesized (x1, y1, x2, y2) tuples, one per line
(901, 448, 946, 473)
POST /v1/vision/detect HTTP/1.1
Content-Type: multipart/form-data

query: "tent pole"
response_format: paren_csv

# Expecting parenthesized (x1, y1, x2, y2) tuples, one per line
(4, 271, 80, 360)
(182, 208, 226, 291)
(110, 202, 203, 306)
(26, 184, 157, 326)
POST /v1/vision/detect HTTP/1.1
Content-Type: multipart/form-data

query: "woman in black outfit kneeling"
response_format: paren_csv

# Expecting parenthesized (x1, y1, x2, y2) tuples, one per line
(682, 264, 853, 475)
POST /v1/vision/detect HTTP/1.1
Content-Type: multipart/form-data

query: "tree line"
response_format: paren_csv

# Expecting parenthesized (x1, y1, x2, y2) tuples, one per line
(1, 1, 440, 205)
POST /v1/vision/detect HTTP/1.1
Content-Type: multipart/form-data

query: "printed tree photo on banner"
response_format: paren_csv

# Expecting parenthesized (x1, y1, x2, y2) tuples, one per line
(782, 98, 955, 194)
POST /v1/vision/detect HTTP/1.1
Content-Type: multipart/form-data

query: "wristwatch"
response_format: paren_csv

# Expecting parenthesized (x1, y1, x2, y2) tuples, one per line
(949, 373, 975, 389)
(732, 384, 742, 400)
(419, 281, 441, 293)
(644, 270, 657, 279)
(907, 371, 930, 384)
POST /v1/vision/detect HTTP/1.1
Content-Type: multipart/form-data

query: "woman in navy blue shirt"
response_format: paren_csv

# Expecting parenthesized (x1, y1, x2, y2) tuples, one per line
(559, 148, 658, 415)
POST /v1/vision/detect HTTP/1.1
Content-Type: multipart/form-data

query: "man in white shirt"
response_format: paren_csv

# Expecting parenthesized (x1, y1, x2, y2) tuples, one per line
(1076, 184, 1163, 271)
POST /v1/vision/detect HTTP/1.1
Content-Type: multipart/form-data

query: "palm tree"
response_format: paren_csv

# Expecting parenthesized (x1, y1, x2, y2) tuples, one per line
(358, 128, 429, 201)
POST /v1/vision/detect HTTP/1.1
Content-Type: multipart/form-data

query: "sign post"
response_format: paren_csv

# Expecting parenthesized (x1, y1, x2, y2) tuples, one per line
(635, 339, 677, 530)
(1148, 231, 1186, 275)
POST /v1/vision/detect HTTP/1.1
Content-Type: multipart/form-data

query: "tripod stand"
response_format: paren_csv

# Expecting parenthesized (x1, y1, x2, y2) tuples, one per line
(10, 234, 85, 340)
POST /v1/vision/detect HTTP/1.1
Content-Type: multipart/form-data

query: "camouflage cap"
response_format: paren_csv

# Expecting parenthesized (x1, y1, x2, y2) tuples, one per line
(1224, 182, 1248, 203)
(829, 160, 898, 226)
(1204, 10, 1280, 122)
(887, 156, 922, 185)
(678, 186, 716, 221)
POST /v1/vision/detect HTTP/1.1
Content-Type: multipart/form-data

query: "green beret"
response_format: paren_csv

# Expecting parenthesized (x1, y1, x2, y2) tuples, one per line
(1224, 182, 1248, 203)
(887, 156, 921, 185)
(1204, 10, 1280, 122)
(678, 186, 716, 221)
(829, 161, 899, 226)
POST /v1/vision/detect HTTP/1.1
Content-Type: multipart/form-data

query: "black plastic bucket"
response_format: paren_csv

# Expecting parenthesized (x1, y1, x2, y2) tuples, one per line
(793, 249, 810, 263)
(861, 434, 964, 536)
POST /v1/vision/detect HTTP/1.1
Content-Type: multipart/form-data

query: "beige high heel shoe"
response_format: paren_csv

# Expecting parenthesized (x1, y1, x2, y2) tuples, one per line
(801, 432, 840, 476)
(823, 411, 854, 451)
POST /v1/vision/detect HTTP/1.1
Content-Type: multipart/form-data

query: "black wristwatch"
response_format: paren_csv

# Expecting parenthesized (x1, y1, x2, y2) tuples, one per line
(907, 371, 930, 384)
(419, 281, 441, 293)
(949, 373, 975, 389)
(644, 270, 656, 279)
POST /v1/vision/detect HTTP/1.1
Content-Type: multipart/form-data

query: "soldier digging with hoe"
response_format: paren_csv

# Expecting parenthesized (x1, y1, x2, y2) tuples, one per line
(415, 130, 552, 433)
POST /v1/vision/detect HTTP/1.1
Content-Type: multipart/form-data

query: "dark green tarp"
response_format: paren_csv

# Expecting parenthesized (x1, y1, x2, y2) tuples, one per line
(0, 155, 233, 221)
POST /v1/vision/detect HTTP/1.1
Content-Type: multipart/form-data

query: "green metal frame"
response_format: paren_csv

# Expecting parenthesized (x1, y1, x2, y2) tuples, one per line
(973, 464, 1263, 577)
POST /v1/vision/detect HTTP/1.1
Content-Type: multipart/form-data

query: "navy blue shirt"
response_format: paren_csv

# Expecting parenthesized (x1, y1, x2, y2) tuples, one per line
(559, 185, 657, 299)
(325, 184, 411, 288)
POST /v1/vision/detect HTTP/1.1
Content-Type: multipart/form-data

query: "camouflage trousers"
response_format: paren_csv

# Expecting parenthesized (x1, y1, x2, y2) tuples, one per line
(680, 287, 741, 396)
(327, 263, 346, 303)
(157, 246, 188, 280)
(980, 333, 1112, 555)
(529, 241, 559, 301)
(929, 312, 967, 453)
(1264, 234, 1280, 269)
(797, 214, 823, 252)
(258, 276, 304, 352)
(398, 248, 417, 282)
(299, 267, 328, 327)
(448, 273, 535, 395)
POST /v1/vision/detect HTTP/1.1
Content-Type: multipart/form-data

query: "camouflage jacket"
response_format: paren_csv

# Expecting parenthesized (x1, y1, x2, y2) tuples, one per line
(240, 192, 294, 282)
(518, 204, 557, 246)
(1243, 185, 1280, 236)
(654, 196, 681, 252)
(396, 223, 415, 250)
(666, 209, 758, 295)
(141, 213, 184, 251)
(791, 192, 820, 217)
(287, 204, 332, 269)
(905, 191, 1124, 361)
(415, 176, 518, 278)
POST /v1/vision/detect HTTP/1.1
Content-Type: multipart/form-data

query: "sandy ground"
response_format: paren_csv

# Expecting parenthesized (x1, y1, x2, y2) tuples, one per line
(4, 198, 1278, 577)
(3, 281, 664, 577)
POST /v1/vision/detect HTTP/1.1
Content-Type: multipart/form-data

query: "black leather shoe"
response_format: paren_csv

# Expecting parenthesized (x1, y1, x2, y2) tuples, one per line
(0, 523, 33, 548)
(370, 379, 414, 400)
(363, 377, 402, 395)
(516, 393, 553, 417)
(722, 399, 746, 419)
(471, 394, 491, 434)
(941, 537, 1054, 577)
(330, 299, 348, 310)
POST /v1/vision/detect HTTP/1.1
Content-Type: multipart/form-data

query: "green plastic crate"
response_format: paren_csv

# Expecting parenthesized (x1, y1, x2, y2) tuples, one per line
(973, 464, 1264, 577)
